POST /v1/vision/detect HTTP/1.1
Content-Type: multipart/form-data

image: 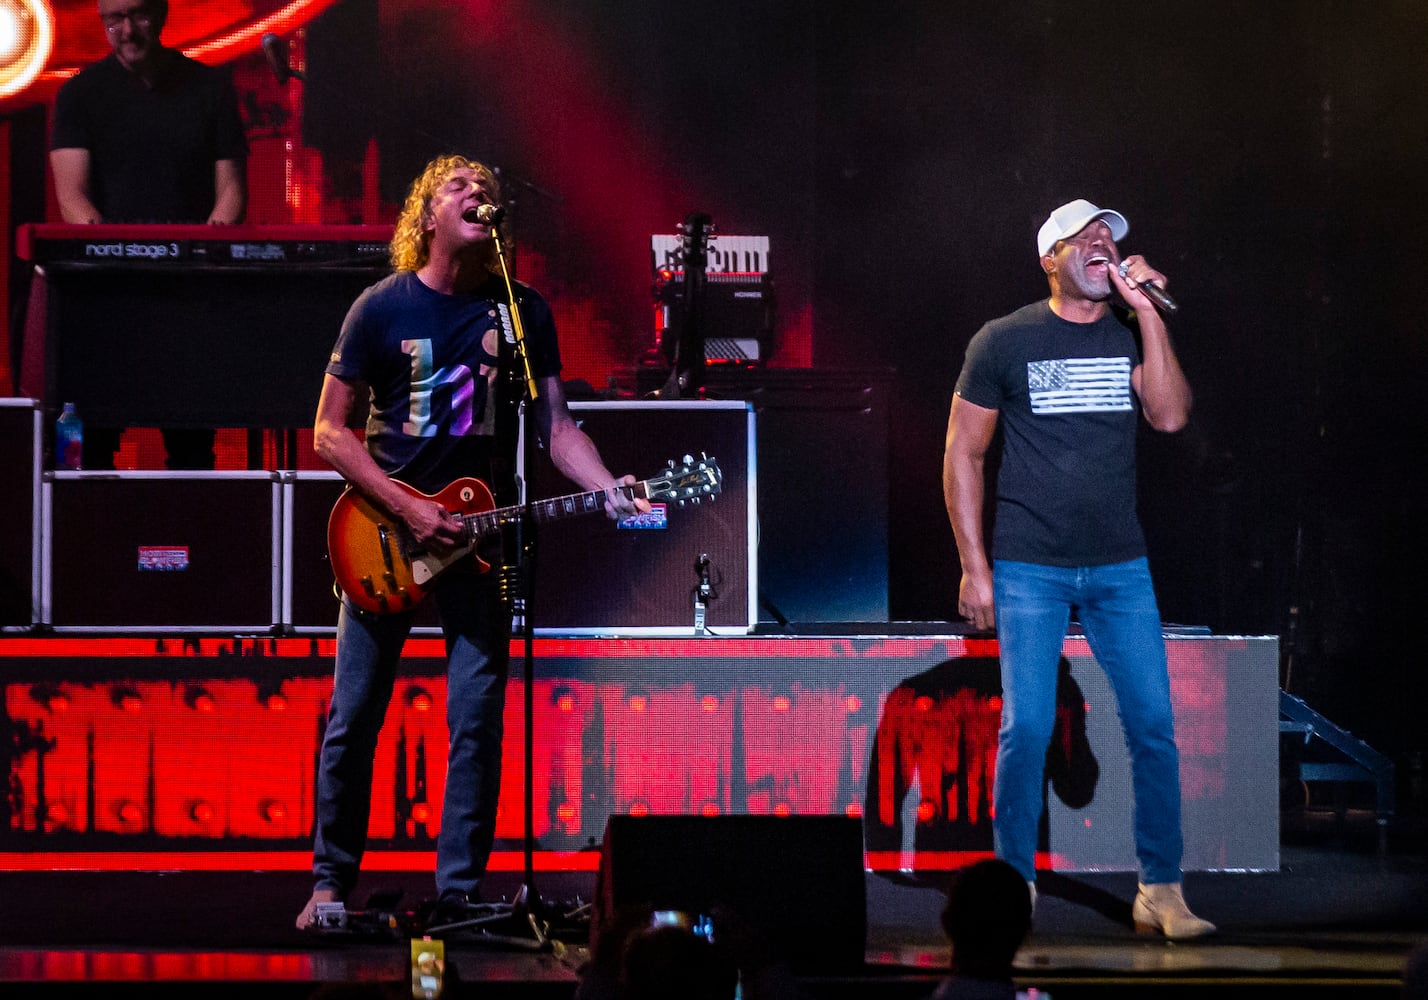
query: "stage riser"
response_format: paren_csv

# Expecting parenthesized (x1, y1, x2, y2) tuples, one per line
(0, 978, 1399, 999)
(1, 635, 1279, 873)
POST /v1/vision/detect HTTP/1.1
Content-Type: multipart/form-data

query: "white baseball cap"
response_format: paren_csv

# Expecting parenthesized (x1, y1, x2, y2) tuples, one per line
(1036, 199, 1129, 257)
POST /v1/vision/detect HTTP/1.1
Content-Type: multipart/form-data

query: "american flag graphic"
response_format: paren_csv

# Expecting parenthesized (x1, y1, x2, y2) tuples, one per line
(1027, 356, 1133, 414)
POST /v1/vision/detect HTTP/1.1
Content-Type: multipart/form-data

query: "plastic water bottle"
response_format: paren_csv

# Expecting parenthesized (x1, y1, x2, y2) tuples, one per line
(55, 402, 83, 470)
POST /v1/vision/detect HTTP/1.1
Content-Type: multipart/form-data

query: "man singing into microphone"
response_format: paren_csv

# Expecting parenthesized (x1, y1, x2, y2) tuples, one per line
(296, 155, 648, 929)
(942, 199, 1214, 938)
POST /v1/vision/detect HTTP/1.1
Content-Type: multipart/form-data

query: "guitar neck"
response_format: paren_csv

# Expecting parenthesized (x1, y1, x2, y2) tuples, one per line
(462, 481, 649, 539)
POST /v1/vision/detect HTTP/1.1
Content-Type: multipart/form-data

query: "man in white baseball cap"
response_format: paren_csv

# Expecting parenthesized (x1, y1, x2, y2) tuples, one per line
(943, 199, 1214, 938)
(1035, 198, 1129, 257)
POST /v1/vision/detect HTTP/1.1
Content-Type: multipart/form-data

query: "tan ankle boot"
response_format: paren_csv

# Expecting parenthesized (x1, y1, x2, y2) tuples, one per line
(1132, 882, 1216, 939)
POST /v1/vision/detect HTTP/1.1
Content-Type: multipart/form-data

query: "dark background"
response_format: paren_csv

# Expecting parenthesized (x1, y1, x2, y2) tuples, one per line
(330, 0, 1423, 773)
(12, 1, 1428, 780)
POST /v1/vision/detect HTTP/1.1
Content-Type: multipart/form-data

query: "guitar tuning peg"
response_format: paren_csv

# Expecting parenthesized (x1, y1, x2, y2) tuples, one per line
(682, 454, 693, 465)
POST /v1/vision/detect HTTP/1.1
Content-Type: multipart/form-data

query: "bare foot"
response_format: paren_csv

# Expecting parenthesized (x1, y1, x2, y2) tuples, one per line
(295, 887, 343, 930)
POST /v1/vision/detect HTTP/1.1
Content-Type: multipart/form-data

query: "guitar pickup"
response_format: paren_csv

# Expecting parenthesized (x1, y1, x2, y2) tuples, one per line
(377, 525, 396, 572)
(383, 572, 413, 609)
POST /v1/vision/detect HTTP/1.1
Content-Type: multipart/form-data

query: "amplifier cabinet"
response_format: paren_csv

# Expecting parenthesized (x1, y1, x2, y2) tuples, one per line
(0, 399, 41, 627)
(524, 400, 756, 635)
(279, 471, 439, 634)
(41, 471, 280, 632)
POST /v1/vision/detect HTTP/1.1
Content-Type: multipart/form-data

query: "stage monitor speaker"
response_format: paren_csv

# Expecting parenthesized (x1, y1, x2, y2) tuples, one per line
(280, 471, 439, 633)
(0, 399, 40, 625)
(595, 815, 866, 973)
(524, 400, 755, 634)
(42, 471, 279, 631)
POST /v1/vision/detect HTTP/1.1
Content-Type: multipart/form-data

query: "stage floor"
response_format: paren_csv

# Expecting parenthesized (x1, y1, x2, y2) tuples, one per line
(2, 840, 1425, 998)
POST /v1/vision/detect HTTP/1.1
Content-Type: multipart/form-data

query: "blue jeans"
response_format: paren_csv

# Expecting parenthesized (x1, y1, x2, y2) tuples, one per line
(991, 557, 1183, 885)
(312, 567, 510, 898)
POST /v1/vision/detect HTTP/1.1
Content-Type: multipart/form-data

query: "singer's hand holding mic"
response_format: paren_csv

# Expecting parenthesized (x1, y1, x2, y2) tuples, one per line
(1113, 255, 1178, 315)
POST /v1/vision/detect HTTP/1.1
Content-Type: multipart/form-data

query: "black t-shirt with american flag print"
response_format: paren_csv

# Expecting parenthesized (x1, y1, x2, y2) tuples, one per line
(954, 299, 1146, 567)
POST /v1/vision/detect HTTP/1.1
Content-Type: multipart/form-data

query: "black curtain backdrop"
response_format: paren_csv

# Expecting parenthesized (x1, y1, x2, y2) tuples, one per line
(283, 0, 1428, 768)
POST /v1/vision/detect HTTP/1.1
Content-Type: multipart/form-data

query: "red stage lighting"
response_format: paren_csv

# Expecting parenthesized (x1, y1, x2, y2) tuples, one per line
(114, 799, 143, 825)
(29, 683, 68, 712)
(0, 0, 55, 99)
(111, 686, 143, 713)
(628, 801, 650, 817)
(411, 802, 432, 824)
(405, 686, 434, 713)
(189, 800, 217, 824)
(699, 695, 720, 712)
(771, 695, 791, 713)
(914, 695, 934, 713)
(185, 686, 216, 713)
(844, 803, 863, 819)
(628, 695, 648, 713)
(772, 802, 793, 817)
(699, 801, 720, 817)
(259, 799, 288, 823)
(845, 695, 863, 713)
(916, 800, 936, 823)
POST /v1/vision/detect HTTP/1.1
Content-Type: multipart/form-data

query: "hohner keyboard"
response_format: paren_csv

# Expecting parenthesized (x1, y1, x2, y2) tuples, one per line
(15, 223, 394, 267)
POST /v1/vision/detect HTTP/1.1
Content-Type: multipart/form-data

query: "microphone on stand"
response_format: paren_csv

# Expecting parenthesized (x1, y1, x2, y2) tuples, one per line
(473, 204, 507, 225)
(1118, 260, 1178, 315)
(261, 33, 305, 85)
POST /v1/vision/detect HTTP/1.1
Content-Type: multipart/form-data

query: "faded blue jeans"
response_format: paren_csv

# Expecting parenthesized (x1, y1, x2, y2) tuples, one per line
(312, 567, 510, 899)
(991, 557, 1183, 885)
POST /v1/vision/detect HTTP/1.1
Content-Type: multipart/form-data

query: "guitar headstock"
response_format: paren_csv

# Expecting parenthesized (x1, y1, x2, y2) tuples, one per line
(648, 453, 723, 505)
(678, 212, 714, 273)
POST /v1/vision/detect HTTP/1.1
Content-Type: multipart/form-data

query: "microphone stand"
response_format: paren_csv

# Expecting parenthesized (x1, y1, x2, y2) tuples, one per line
(420, 220, 555, 952)
(492, 221, 547, 942)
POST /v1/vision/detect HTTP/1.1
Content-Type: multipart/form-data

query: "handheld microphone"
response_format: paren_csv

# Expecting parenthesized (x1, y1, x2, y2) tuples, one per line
(1118, 260, 1178, 315)
(261, 33, 305, 85)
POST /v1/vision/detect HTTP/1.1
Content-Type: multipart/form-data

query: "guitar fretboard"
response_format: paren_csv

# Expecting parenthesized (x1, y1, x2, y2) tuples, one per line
(461, 483, 646, 540)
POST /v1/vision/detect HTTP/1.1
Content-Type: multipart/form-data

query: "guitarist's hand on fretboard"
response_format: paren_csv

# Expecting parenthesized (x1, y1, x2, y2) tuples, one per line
(604, 474, 654, 520)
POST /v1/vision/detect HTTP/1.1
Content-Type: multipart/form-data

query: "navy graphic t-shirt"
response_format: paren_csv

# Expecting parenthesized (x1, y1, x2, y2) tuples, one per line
(326, 270, 561, 495)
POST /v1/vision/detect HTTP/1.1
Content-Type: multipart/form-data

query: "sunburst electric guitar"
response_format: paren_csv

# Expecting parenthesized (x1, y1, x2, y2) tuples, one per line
(327, 455, 723, 614)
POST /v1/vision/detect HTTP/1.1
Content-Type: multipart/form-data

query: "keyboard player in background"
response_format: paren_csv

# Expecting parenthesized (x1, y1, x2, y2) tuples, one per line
(47, 0, 248, 470)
